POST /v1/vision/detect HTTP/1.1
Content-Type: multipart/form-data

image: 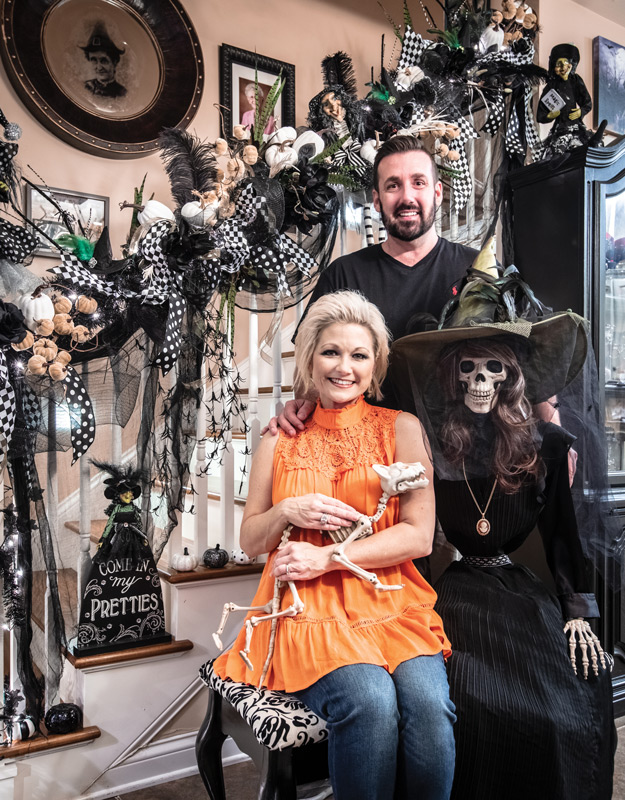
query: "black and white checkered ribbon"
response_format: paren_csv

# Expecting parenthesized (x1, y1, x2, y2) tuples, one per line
(523, 85, 543, 160)
(444, 112, 479, 212)
(397, 28, 430, 73)
(50, 253, 112, 296)
(63, 366, 95, 463)
(0, 351, 15, 465)
(138, 219, 174, 304)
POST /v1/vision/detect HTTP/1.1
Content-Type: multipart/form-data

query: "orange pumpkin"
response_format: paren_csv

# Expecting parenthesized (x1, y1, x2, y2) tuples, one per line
(27, 354, 47, 375)
(76, 295, 98, 314)
(35, 318, 55, 337)
(48, 362, 68, 382)
(33, 338, 58, 361)
(54, 350, 72, 366)
(71, 325, 90, 344)
(53, 313, 74, 335)
(53, 296, 73, 314)
(11, 331, 34, 351)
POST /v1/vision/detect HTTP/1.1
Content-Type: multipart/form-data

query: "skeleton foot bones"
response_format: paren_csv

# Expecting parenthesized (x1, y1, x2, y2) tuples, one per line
(563, 618, 608, 679)
(213, 461, 428, 684)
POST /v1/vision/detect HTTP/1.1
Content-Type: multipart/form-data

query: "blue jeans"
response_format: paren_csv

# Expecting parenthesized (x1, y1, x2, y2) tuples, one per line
(294, 653, 456, 800)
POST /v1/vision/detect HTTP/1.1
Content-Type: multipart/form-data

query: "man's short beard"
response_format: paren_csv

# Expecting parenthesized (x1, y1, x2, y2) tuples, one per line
(379, 199, 437, 242)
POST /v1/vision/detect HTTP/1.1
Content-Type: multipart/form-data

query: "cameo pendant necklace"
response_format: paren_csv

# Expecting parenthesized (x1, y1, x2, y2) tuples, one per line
(462, 460, 497, 536)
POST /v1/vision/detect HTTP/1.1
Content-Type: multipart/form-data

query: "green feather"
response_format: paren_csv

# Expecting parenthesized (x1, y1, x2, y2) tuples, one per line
(55, 233, 95, 262)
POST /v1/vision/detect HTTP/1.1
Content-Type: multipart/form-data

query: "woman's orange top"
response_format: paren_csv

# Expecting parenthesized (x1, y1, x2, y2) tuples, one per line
(213, 395, 451, 691)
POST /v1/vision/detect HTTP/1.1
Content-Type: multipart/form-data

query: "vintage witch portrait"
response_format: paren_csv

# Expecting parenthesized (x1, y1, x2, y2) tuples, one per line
(80, 23, 127, 99)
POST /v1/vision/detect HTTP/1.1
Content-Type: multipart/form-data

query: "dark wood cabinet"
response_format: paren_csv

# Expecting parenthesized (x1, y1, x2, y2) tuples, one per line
(509, 138, 625, 715)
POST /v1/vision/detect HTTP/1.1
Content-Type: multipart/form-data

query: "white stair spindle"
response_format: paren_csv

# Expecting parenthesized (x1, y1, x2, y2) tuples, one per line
(466, 137, 475, 241)
(220, 341, 235, 554)
(248, 303, 260, 456)
(110, 420, 122, 465)
(271, 333, 283, 419)
(194, 356, 208, 559)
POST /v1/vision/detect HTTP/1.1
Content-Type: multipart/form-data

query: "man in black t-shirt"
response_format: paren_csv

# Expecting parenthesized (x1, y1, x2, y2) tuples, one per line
(270, 135, 478, 431)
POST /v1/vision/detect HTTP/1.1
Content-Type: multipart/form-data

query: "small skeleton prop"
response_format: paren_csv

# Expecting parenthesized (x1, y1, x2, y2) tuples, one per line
(563, 618, 608, 679)
(213, 461, 428, 687)
(459, 355, 508, 413)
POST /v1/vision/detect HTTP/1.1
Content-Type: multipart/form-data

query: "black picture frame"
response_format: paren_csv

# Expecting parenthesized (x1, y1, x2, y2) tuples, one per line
(219, 44, 295, 138)
(593, 35, 625, 136)
(0, 0, 204, 159)
(25, 185, 109, 257)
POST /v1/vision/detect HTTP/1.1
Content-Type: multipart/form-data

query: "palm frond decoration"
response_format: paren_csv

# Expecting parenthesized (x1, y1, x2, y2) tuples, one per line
(310, 135, 351, 164)
(254, 73, 286, 148)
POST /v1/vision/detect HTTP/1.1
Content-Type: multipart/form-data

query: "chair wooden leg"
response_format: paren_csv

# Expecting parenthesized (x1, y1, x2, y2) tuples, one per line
(258, 747, 297, 800)
(196, 690, 228, 800)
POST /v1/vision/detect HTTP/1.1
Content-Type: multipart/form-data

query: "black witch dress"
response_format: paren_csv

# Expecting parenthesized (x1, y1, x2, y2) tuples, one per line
(434, 420, 615, 800)
(93, 502, 148, 564)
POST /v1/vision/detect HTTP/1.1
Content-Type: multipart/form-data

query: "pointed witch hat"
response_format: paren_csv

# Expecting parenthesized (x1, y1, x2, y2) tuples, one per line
(390, 236, 588, 407)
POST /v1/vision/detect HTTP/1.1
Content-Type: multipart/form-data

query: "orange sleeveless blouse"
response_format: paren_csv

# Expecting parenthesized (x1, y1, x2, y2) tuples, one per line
(213, 396, 451, 692)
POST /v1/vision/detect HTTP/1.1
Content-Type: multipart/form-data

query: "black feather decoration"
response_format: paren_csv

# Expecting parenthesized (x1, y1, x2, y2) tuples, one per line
(158, 128, 218, 208)
(321, 52, 358, 97)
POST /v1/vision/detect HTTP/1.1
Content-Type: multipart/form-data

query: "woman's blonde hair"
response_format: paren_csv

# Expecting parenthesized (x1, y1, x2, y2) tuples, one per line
(293, 291, 390, 401)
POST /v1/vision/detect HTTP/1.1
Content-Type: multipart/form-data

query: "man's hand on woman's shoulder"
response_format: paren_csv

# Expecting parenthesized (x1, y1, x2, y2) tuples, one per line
(262, 398, 316, 437)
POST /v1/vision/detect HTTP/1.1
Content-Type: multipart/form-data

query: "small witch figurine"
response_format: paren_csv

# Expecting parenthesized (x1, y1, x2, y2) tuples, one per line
(536, 43, 594, 157)
(91, 460, 148, 564)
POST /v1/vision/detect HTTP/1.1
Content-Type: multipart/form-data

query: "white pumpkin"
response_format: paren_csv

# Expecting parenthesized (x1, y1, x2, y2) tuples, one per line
(265, 144, 298, 172)
(137, 200, 175, 226)
(180, 200, 218, 228)
(292, 130, 325, 158)
(359, 139, 379, 164)
(267, 126, 297, 146)
(17, 288, 55, 332)
(171, 547, 198, 572)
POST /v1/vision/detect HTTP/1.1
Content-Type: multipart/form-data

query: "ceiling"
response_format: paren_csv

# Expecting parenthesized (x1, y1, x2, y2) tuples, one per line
(571, 0, 625, 29)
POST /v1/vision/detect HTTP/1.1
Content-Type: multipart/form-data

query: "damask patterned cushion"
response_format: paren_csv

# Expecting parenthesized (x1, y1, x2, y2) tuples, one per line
(199, 659, 328, 751)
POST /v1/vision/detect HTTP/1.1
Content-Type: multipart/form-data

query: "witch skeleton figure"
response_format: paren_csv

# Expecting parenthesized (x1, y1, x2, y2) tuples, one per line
(391, 298, 616, 799)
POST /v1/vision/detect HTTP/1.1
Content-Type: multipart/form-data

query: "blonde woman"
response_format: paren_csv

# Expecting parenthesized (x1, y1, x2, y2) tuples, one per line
(214, 291, 455, 800)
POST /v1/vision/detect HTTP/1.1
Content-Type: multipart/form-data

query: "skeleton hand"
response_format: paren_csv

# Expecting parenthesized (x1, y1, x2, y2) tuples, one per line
(372, 462, 429, 497)
(563, 618, 607, 678)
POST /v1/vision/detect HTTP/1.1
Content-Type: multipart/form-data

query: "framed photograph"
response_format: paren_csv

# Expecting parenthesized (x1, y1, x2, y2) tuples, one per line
(0, 0, 204, 158)
(219, 45, 295, 138)
(593, 36, 625, 136)
(25, 186, 109, 258)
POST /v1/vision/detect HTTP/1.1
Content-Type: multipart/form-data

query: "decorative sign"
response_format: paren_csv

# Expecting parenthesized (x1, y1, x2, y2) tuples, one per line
(75, 551, 171, 656)
(540, 89, 566, 114)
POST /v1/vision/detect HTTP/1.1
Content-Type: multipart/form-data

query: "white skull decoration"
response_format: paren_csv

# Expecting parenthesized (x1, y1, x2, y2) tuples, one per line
(458, 354, 508, 413)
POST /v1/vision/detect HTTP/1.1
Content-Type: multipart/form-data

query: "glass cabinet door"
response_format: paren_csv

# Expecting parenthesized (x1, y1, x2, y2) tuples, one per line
(604, 190, 625, 480)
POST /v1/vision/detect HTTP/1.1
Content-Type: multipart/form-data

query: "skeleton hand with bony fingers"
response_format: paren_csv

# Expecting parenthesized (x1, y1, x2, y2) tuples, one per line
(563, 618, 608, 679)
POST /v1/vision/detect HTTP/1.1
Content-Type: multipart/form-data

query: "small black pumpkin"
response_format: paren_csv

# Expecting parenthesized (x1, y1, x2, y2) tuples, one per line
(203, 543, 229, 569)
(44, 702, 83, 735)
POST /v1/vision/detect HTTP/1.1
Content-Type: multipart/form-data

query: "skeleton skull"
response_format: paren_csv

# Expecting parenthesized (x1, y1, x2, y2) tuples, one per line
(458, 355, 508, 413)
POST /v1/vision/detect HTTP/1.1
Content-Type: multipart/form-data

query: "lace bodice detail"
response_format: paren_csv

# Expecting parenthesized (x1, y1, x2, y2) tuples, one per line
(276, 396, 400, 481)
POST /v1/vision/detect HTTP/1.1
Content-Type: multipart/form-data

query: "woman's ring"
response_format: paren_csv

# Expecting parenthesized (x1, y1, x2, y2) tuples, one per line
(285, 563, 291, 576)
(320, 513, 329, 525)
